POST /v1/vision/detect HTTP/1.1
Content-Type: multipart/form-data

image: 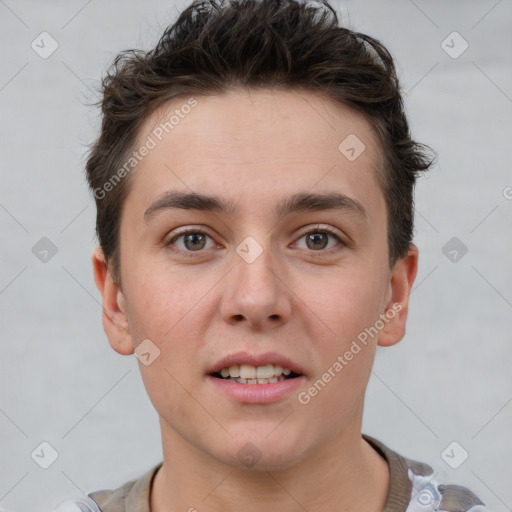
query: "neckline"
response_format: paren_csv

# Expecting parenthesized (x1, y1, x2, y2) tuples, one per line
(362, 434, 413, 511)
(144, 435, 412, 512)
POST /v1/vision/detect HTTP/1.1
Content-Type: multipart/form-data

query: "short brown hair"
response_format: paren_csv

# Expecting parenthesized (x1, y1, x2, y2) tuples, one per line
(85, 0, 435, 285)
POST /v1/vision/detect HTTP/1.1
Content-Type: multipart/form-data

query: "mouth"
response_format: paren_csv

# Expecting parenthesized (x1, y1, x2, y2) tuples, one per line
(210, 364, 302, 384)
(205, 351, 306, 403)
(206, 351, 306, 383)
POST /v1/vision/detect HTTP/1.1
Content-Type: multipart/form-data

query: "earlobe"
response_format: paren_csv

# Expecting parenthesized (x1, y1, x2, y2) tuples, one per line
(91, 246, 134, 356)
(377, 244, 419, 347)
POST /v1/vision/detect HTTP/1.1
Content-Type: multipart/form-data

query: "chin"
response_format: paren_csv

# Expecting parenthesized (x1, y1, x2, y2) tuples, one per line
(213, 432, 309, 471)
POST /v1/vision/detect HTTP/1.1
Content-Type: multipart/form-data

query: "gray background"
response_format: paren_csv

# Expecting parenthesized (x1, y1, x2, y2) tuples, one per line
(1, 0, 511, 510)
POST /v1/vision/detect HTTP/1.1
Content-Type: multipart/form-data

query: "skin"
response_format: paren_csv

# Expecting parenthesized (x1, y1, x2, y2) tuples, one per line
(92, 87, 418, 512)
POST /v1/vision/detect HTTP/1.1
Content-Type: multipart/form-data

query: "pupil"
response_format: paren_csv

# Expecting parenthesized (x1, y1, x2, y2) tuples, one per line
(185, 233, 205, 250)
(307, 233, 327, 250)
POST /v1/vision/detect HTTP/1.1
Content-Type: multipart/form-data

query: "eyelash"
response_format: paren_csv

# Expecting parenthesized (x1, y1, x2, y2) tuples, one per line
(164, 225, 346, 257)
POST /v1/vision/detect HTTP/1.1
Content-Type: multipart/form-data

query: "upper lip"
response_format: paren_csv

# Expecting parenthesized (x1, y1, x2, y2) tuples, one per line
(206, 351, 306, 376)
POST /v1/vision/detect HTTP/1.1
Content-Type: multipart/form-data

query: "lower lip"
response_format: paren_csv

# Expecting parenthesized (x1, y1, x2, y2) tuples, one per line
(205, 375, 306, 403)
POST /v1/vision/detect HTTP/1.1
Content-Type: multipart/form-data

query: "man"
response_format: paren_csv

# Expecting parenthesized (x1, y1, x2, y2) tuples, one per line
(55, 0, 487, 510)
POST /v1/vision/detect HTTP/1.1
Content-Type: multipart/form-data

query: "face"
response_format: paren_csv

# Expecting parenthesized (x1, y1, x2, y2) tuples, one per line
(93, 87, 417, 471)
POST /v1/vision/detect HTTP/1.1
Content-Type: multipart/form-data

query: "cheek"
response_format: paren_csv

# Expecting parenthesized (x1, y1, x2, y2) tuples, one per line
(302, 268, 386, 342)
(123, 266, 204, 343)
(308, 268, 386, 398)
(139, 362, 202, 432)
(124, 270, 218, 397)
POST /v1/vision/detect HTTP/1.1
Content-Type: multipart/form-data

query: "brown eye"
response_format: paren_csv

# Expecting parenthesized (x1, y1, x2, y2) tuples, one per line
(166, 230, 215, 253)
(305, 232, 330, 250)
(181, 232, 208, 251)
(295, 226, 344, 252)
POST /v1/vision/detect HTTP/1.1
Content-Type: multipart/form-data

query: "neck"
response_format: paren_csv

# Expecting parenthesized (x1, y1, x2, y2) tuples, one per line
(151, 421, 389, 512)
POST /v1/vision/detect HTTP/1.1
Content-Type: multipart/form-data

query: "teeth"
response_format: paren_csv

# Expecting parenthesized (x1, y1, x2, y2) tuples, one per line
(217, 364, 294, 380)
(239, 364, 256, 379)
(256, 365, 274, 379)
(228, 365, 240, 378)
(229, 376, 288, 384)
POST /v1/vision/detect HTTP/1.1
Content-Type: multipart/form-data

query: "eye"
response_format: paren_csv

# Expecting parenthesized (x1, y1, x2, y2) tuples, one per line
(165, 229, 217, 254)
(294, 225, 345, 252)
(164, 224, 346, 256)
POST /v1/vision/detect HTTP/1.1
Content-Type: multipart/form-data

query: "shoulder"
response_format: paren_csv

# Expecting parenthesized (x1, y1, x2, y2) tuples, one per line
(363, 434, 489, 512)
(87, 463, 162, 512)
(404, 465, 487, 512)
(49, 497, 103, 512)
(87, 477, 135, 512)
(52, 462, 162, 512)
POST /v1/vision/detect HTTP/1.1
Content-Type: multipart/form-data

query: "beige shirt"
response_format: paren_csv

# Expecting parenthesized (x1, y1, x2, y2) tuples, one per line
(87, 434, 487, 512)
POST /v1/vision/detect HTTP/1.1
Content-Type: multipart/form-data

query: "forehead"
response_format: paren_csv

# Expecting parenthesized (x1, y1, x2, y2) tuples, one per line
(128, 87, 385, 220)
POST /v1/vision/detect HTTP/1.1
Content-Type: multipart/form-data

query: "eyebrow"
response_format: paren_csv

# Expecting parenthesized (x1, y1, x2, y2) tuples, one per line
(143, 190, 367, 222)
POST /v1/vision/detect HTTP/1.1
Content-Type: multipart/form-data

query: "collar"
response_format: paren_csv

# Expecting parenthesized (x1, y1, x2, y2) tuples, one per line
(89, 434, 416, 511)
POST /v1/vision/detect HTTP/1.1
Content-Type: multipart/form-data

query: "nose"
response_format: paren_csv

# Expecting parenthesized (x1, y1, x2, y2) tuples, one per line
(220, 241, 292, 330)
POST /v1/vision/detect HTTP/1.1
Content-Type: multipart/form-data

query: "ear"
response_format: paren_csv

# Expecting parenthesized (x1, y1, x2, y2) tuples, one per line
(92, 246, 134, 355)
(377, 243, 419, 347)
